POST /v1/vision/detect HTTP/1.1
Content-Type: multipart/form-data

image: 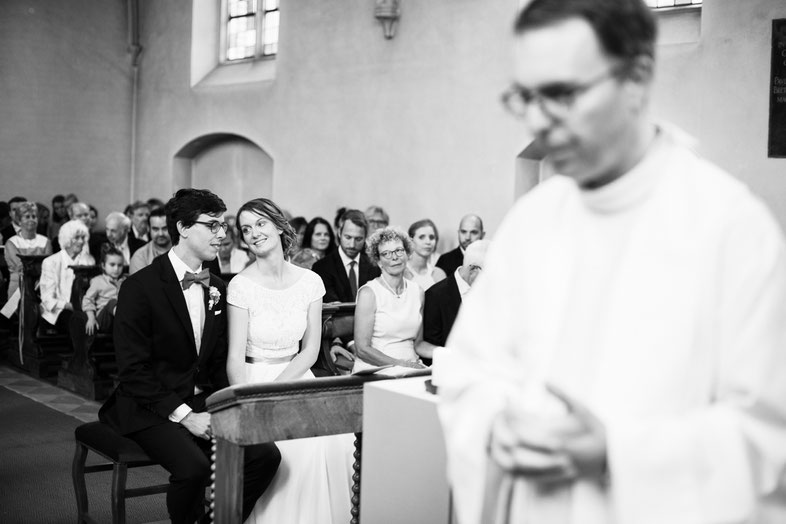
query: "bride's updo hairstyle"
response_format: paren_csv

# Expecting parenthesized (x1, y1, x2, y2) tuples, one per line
(236, 198, 298, 257)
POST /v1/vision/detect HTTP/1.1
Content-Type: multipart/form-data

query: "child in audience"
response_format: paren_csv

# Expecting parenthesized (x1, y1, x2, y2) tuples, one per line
(82, 245, 125, 336)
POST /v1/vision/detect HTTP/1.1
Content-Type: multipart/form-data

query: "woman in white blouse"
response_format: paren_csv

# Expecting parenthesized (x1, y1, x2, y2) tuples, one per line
(39, 219, 94, 333)
(5, 201, 52, 303)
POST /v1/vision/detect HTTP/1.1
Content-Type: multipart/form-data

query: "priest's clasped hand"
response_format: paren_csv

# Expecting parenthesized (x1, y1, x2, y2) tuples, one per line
(488, 384, 607, 485)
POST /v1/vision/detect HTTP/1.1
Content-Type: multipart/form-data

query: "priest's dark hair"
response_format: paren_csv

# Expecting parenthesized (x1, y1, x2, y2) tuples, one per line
(515, 0, 657, 79)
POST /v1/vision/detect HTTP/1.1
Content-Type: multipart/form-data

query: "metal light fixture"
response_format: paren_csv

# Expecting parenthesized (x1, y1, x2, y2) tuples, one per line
(375, 0, 401, 39)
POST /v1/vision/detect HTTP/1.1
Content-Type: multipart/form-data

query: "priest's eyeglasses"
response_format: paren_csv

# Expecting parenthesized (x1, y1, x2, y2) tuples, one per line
(194, 220, 229, 234)
(500, 67, 619, 119)
(379, 248, 406, 260)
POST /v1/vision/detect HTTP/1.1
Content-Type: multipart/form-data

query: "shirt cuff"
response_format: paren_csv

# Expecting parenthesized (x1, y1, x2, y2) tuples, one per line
(169, 403, 193, 423)
(346, 340, 355, 350)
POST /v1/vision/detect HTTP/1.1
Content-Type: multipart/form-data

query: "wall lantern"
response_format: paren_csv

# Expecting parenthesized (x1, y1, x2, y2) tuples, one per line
(375, 0, 401, 39)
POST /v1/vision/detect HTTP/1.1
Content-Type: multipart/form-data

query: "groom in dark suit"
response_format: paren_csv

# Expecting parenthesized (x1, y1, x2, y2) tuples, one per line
(313, 209, 380, 303)
(99, 189, 280, 524)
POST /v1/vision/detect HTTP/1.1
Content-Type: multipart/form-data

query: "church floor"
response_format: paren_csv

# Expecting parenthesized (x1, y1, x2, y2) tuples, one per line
(0, 364, 100, 423)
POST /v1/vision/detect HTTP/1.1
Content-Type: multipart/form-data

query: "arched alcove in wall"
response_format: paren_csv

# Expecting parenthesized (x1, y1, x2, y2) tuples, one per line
(514, 140, 554, 200)
(173, 133, 273, 217)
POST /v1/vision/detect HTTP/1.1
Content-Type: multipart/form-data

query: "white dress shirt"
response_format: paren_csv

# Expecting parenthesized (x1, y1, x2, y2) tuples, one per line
(167, 249, 206, 423)
(338, 248, 360, 293)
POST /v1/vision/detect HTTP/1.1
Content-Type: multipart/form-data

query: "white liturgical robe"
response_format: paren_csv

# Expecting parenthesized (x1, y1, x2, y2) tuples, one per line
(438, 129, 786, 524)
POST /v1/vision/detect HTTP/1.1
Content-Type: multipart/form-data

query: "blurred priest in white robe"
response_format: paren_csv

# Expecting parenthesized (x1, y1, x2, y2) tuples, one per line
(437, 0, 786, 523)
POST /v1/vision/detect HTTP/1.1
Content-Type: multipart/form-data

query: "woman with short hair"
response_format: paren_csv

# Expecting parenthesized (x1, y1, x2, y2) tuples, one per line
(5, 201, 52, 302)
(353, 226, 426, 371)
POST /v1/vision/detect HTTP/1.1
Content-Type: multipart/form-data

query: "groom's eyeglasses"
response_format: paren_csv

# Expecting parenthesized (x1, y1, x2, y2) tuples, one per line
(193, 220, 229, 234)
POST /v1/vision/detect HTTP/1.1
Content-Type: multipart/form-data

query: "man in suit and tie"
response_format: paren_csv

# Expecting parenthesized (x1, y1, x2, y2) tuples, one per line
(99, 188, 280, 524)
(313, 209, 380, 303)
(420, 240, 489, 362)
(435, 214, 486, 276)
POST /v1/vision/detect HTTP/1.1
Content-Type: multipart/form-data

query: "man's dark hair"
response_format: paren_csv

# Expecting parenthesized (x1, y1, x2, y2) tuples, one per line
(52, 194, 65, 205)
(0, 202, 9, 220)
(9, 196, 27, 205)
(150, 207, 166, 219)
(515, 0, 657, 76)
(338, 209, 369, 237)
(164, 189, 227, 245)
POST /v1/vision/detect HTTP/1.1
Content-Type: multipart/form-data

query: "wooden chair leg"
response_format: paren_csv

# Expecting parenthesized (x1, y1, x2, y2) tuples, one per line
(111, 462, 128, 524)
(72, 441, 89, 523)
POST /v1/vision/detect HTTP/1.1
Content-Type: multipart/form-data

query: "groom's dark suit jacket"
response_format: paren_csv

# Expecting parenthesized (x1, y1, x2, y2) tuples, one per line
(100, 254, 229, 435)
(312, 249, 380, 303)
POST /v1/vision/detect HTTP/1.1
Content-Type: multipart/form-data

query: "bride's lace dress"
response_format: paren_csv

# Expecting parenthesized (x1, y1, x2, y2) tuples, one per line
(228, 269, 353, 524)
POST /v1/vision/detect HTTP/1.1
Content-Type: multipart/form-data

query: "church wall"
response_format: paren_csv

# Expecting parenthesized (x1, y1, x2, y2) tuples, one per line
(651, 0, 786, 228)
(0, 0, 132, 220)
(3, 1, 786, 245)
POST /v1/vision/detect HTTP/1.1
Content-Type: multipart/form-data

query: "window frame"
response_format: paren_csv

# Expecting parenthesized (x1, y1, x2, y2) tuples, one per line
(220, 0, 279, 64)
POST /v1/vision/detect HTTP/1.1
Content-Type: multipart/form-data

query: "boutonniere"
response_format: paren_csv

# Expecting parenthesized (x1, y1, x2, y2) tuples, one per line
(208, 286, 221, 311)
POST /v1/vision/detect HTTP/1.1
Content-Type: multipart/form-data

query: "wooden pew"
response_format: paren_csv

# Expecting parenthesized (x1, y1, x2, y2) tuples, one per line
(206, 371, 431, 524)
(57, 264, 117, 400)
(313, 303, 356, 377)
(7, 254, 71, 377)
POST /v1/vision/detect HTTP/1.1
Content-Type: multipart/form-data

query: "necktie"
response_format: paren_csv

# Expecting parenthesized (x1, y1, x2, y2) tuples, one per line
(348, 261, 358, 298)
(181, 268, 210, 290)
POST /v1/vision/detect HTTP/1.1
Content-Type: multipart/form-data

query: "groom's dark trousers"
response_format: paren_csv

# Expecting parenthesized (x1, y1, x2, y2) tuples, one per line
(99, 255, 280, 523)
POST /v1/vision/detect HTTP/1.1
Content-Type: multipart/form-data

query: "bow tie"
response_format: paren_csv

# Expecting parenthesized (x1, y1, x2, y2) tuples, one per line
(181, 269, 210, 290)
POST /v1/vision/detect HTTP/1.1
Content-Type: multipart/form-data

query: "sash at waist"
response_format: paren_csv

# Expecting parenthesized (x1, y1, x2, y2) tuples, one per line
(245, 354, 294, 364)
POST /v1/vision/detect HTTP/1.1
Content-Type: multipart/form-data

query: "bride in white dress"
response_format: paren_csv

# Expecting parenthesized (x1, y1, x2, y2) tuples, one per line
(226, 198, 353, 524)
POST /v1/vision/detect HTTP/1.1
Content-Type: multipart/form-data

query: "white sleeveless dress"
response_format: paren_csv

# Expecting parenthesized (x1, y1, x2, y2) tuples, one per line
(352, 278, 422, 371)
(227, 269, 353, 524)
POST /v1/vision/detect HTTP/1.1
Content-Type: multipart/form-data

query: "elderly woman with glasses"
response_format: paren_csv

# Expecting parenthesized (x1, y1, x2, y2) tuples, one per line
(352, 226, 427, 371)
(4, 201, 53, 304)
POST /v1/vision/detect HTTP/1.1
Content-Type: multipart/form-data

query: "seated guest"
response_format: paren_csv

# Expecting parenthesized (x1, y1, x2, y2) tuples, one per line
(129, 207, 172, 274)
(405, 219, 447, 291)
(313, 209, 380, 303)
(435, 214, 485, 276)
(82, 245, 126, 336)
(36, 203, 51, 236)
(103, 211, 145, 264)
(4, 202, 53, 302)
(352, 226, 426, 371)
(364, 205, 389, 236)
(47, 194, 68, 243)
(69, 201, 91, 226)
(333, 206, 347, 232)
(217, 227, 253, 274)
(289, 216, 308, 248)
(145, 197, 164, 212)
(291, 217, 336, 270)
(127, 200, 151, 243)
(39, 219, 94, 333)
(2, 196, 28, 244)
(86, 205, 99, 233)
(0, 202, 11, 247)
(418, 239, 489, 362)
